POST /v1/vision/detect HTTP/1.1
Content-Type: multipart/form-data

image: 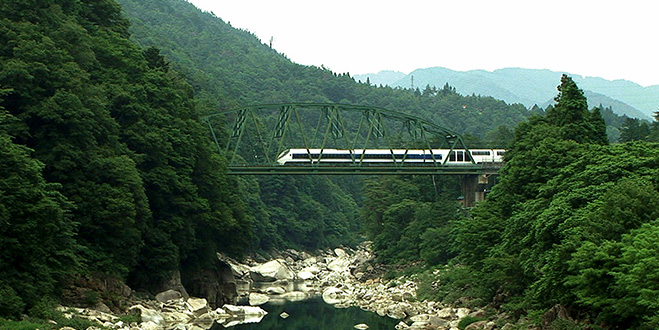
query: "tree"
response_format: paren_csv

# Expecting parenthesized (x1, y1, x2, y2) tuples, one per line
(547, 74, 607, 145)
(0, 111, 78, 317)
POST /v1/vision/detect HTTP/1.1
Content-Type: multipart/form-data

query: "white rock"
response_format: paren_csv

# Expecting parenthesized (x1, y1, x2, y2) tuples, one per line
(250, 259, 293, 281)
(395, 321, 410, 329)
(129, 304, 164, 325)
(327, 257, 351, 273)
(456, 308, 470, 318)
(186, 297, 208, 313)
(438, 307, 454, 318)
(298, 270, 316, 280)
(334, 248, 347, 257)
(322, 287, 346, 305)
(354, 323, 369, 329)
(249, 292, 269, 306)
(302, 265, 321, 274)
(280, 312, 290, 319)
(140, 321, 160, 330)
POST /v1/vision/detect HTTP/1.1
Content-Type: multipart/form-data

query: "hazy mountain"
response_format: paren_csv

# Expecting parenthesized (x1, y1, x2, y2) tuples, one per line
(354, 70, 406, 86)
(361, 67, 656, 120)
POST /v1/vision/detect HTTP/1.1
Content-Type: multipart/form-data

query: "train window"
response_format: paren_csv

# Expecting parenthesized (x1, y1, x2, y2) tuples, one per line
(471, 151, 491, 156)
(497, 151, 506, 156)
(449, 151, 466, 161)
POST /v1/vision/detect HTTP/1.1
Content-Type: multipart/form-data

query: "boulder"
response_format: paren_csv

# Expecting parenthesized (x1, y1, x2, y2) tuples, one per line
(280, 312, 290, 319)
(187, 297, 209, 313)
(249, 292, 269, 306)
(141, 321, 161, 330)
(354, 323, 369, 329)
(129, 304, 164, 325)
(155, 289, 182, 303)
(298, 270, 316, 280)
(218, 253, 251, 279)
(395, 321, 410, 329)
(250, 260, 294, 282)
(437, 307, 454, 318)
(334, 248, 347, 258)
(322, 287, 346, 305)
(158, 271, 190, 300)
(327, 257, 351, 273)
(456, 307, 470, 318)
(182, 260, 237, 308)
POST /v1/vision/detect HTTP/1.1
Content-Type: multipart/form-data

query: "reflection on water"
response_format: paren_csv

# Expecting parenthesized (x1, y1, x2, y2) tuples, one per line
(211, 297, 399, 330)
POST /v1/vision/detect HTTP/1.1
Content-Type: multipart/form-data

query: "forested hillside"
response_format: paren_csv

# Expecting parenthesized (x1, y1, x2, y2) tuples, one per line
(116, 0, 532, 139)
(114, 0, 542, 250)
(4, 0, 657, 328)
(0, 0, 528, 319)
(362, 76, 659, 329)
(0, 0, 260, 317)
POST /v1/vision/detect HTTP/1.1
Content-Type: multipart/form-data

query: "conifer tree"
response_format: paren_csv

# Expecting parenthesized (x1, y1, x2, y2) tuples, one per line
(547, 74, 607, 144)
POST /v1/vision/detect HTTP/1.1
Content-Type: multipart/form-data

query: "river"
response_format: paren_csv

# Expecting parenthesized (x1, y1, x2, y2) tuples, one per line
(212, 297, 400, 330)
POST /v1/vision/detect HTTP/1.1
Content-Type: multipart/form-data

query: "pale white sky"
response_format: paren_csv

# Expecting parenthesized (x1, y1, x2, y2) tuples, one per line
(186, 0, 659, 86)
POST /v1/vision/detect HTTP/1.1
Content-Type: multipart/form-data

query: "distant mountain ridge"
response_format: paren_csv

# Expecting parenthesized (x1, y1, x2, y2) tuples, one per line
(355, 68, 657, 120)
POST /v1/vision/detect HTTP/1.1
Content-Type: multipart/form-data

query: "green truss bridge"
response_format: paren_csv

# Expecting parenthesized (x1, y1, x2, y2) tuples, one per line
(202, 103, 504, 206)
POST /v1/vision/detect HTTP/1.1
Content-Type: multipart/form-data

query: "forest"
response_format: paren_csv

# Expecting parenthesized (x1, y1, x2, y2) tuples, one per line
(1, 0, 659, 329)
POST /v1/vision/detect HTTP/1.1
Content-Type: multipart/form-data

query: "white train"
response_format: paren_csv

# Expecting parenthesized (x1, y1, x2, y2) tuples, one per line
(276, 148, 505, 165)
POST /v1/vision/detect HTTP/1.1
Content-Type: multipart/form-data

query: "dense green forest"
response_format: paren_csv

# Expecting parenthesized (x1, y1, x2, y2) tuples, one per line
(365, 76, 659, 329)
(2, 0, 659, 329)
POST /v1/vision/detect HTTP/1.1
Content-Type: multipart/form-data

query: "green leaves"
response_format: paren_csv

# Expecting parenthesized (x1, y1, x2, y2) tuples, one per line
(0, 112, 77, 316)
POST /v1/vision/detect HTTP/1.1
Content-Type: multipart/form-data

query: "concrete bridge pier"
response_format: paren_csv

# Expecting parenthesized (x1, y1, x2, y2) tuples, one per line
(459, 174, 493, 207)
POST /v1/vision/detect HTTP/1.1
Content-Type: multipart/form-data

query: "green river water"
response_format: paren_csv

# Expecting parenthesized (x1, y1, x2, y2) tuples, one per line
(211, 297, 399, 330)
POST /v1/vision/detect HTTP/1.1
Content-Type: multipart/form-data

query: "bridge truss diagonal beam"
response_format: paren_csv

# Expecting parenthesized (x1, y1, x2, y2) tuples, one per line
(201, 103, 486, 175)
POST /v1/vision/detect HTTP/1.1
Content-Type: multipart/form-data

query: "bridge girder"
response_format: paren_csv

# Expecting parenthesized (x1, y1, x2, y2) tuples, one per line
(201, 103, 488, 175)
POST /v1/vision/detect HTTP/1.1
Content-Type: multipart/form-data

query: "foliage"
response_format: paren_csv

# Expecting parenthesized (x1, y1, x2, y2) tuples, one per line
(448, 75, 659, 329)
(0, 111, 78, 316)
(361, 175, 462, 264)
(0, 0, 250, 314)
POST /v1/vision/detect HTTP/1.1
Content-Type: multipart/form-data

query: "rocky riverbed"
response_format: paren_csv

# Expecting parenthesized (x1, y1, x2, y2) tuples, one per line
(55, 243, 505, 330)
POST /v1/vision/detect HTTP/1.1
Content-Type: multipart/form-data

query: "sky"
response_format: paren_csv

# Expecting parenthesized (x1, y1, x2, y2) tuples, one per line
(186, 0, 658, 87)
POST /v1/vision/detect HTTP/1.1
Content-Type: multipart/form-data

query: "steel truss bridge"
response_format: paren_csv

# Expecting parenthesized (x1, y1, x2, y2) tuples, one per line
(201, 103, 502, 176)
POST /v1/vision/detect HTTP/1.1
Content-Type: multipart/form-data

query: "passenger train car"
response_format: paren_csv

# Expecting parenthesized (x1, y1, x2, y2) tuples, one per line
(276, 148, 505, 165)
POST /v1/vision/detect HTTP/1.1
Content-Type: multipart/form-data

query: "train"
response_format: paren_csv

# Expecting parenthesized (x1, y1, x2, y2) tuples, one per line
(276, 148, 505, 165)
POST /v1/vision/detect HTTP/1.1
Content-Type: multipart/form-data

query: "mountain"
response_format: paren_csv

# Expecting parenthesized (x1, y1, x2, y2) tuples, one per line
(354, 70, 406, 86)
(360, 67, 656, 120)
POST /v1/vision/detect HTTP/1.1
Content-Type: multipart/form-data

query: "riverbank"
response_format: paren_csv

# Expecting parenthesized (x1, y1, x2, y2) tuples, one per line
(50, 243, 549, 330)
